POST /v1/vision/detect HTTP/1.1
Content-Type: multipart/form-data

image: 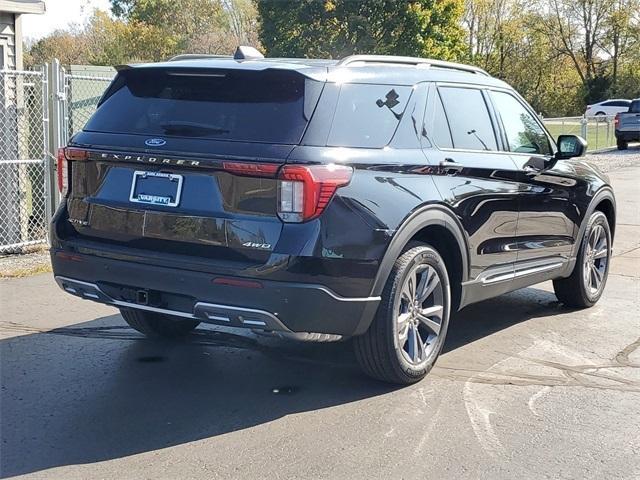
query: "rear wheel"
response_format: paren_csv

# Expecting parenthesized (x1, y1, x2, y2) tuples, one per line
(617, 139, 628, 150)
(120, 308, 200, 338)
(553, 211, 611, 308)
(354, 244, 451, 384)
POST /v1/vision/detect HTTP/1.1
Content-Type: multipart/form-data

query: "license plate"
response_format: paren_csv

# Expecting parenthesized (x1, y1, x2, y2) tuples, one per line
(129, 171, 183, 207)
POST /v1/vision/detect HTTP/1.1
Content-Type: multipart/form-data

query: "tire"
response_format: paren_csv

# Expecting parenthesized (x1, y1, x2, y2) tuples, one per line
(617, 139, 628, 150)
(120, 308, 200, 338)
(354, 244, 451, 385)
(553, 211, 611, 308)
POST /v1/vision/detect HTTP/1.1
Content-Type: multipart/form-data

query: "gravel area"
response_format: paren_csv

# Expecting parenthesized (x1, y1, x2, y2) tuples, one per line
(585, 143, 640, 172)
(0, 248, 51, 278)
(0, 145, 637, 277)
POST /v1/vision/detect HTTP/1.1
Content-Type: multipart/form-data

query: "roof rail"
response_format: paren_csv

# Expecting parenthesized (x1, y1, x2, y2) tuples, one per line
(337, 55, 489, 76)
(169, 54, 232, 62)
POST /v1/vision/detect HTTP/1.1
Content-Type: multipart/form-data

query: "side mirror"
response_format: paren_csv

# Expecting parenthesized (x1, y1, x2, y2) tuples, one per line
(556, 135, 587, 160)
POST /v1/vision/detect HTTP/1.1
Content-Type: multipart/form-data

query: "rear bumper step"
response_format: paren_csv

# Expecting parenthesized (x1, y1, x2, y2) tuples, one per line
(56, 276, 292, 332)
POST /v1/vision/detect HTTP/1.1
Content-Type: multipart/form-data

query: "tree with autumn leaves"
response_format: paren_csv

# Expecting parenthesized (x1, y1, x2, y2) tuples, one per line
(257, 0, 467, 60)
(25, 0, 640, 116)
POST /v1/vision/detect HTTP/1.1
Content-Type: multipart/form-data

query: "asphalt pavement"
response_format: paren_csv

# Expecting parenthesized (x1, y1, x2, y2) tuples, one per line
(1, 164, 639, 480)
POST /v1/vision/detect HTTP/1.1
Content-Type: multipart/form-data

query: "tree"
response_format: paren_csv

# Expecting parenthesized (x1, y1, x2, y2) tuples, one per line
(85, 10, 179, 64)
(598, 0, 640, 91)
(539, 0, 614, 101)
(110, 0, 135, 18)
(25, 29, 89, 68)
(256, 0, 466, 60)
(222, 0, 260, 45)
(110, 0, 260, 55)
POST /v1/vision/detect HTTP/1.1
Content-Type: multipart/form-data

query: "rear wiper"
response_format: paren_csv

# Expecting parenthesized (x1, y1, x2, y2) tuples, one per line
(160, 122, 229, 137)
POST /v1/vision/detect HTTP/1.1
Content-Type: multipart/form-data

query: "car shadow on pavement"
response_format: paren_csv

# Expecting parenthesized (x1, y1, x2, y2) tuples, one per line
(0, 286, 562, 478)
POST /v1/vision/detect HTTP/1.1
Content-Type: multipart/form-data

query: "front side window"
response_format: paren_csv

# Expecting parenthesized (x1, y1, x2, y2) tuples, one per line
(428, 91, 453, 148)
(491, 91, 552, 155)
(438, 87, 497, 151)
(327, 84, 411, 148)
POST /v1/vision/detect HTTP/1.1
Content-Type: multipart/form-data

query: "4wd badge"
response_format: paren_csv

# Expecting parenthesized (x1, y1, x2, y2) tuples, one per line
(242, 242, 272, 250)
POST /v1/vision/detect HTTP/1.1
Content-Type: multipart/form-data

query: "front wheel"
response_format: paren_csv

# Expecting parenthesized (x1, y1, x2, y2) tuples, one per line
(354, 244, 451, 384)
(553, 211, 612, 308)
(120, 308, 200, 338)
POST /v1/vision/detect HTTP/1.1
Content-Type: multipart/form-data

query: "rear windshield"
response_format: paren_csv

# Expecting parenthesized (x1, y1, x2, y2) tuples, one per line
(85, 68, 321, 144)
(630, 101, 640, 113)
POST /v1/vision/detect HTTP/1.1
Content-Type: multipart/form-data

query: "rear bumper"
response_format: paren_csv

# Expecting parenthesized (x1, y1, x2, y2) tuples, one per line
(615, 130, 640, 141)
(51, 249, 380, 336)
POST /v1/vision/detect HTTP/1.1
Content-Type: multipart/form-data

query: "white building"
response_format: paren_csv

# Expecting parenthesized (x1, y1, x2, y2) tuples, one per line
(0, 0, 45, 70)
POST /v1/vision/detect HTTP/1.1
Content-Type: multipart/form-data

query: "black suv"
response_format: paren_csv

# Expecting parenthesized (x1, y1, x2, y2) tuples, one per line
(51, 49, 616, 384)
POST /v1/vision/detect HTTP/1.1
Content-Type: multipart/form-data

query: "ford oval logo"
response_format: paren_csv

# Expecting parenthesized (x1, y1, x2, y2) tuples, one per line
(145, 138, 166, 147)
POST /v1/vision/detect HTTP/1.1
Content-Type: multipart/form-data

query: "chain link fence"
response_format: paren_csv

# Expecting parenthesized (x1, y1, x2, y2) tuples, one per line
(65, 71, 115, 139)
(0, 62, 115, 253)
(542, 115, 618, 152)
(0, 68, 49, 253)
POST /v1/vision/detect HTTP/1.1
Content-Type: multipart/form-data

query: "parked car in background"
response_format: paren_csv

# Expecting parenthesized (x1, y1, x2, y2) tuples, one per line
(585, 99, 631, 118)
(615, 98, 640, 150)
(51, 48, 616, 385)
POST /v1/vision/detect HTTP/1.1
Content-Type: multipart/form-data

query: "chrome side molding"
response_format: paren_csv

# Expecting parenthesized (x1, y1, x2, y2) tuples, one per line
(464, 257, 568, 287)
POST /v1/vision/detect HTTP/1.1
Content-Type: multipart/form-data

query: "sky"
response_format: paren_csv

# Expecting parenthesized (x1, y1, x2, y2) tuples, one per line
(22, 0, 112, 41)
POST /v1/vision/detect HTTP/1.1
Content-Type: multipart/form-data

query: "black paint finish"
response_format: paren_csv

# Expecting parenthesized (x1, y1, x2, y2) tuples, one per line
(51, 61, 615, 336)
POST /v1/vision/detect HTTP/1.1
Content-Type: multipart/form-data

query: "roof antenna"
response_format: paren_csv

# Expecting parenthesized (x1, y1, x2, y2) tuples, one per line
(234, 46, 265, 61)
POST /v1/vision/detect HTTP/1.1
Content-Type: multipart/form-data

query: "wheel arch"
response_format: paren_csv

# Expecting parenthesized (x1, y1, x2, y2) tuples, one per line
(572, 187, 616, 259)
(370, 205, 469, 311)
(594, 196, 616, 240)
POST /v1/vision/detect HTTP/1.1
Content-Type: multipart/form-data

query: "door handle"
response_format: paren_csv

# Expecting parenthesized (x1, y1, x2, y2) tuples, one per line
(439, 158, 463, 175)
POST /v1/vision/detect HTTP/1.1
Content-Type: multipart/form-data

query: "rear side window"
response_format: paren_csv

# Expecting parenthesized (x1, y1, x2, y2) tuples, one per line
(85, 68, 321, 144)
(327, 84, 411, 148)
(604, 101, 630, 107)
(439, 87, 497, 151)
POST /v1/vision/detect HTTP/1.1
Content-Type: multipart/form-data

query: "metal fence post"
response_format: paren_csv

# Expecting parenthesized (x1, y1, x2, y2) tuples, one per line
(580, 116, 588, 140)
(41, 63, 53, 229)
(47, 59, 64, 214)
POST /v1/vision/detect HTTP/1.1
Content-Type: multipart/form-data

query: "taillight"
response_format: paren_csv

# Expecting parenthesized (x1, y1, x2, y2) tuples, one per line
(222, 161, 279, 178)
(277, 164, 353, 222)
(56, 147, 68, 195)
(57, 147, 89, 196)
(614, 114, 620, 127)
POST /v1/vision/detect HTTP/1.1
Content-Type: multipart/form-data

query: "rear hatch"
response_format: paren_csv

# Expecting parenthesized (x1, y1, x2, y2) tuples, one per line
(61, 66, 323, 264)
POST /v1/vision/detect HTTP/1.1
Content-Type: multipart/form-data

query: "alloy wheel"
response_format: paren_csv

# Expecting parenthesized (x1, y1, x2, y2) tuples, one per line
(583, 223, 609, 295)
(396, 263, 445, 365)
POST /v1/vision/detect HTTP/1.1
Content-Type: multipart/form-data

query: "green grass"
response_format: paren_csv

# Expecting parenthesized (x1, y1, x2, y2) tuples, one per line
(544, 121, 616, 151)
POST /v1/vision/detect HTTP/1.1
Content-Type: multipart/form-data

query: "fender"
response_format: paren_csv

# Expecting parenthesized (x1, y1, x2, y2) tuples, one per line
(369, 204, 470, 298)
(569, 186, 616, 262)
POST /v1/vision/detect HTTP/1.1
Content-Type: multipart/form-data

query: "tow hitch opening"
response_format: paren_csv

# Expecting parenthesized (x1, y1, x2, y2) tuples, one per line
(136, 290, 149, 305)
